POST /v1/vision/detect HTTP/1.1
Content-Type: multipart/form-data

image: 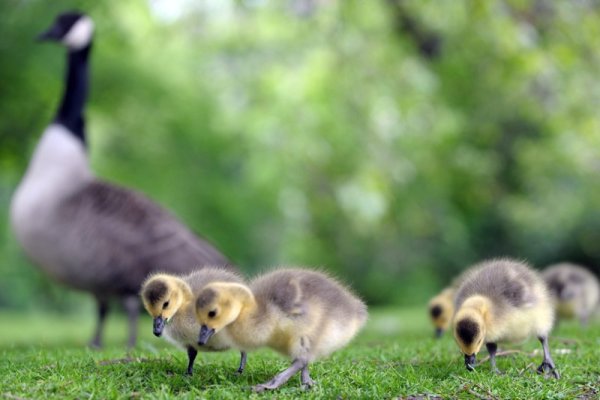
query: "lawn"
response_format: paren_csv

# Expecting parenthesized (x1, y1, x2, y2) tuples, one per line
(1, 307, 598, 399)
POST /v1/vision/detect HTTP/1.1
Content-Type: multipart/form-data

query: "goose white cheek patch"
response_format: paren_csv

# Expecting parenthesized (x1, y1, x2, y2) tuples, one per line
(63, 17, 94, 50)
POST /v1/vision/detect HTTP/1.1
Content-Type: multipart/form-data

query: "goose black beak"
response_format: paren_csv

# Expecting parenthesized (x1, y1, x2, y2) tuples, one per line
(465, 354, 476, 371)
(153, 316, 165, 337)
(36, 24, 62, 42)
(434, 328, 443, 339)
(198, 325, 215, 345)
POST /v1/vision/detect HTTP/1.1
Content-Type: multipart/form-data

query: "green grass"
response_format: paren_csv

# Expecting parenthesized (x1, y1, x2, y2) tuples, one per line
(1, 307, 599, 399)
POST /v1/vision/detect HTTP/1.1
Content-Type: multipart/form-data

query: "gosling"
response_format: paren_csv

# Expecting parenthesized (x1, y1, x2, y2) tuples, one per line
(543, 262, 600, 326)
(141, 268, 247, 375)
(429, 288, 456, 338)
(452, 258, 559, 378)
(194, 268, 367, 392)
(429, 269, 473, 338)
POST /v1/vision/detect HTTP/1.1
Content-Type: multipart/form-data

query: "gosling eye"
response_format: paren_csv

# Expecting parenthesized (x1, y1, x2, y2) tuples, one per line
(163, 301, 169, 309)
(208, 310, 217, 318)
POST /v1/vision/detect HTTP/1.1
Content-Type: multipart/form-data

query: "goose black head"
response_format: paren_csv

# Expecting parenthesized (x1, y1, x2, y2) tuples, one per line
(37, 11, 94, 50)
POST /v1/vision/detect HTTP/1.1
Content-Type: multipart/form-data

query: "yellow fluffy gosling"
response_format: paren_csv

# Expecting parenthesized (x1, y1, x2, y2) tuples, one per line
(428, 269, 472, 338)
(194, 268, 368, 392)
(141, 268, 247, 375)
(543, 262, 600, 326)
(429, 288, 455, 338)
(452, 258, 559, 378)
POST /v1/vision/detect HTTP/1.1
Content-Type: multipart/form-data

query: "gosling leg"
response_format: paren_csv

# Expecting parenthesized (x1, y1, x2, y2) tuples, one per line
(252, 358, 306, 392)
(486, 342, 501, 374)
(186, 346, 198, 375)
(301, 365, 315, 389)
(236, 351, 247, 374)
(537, 336, 560, 379)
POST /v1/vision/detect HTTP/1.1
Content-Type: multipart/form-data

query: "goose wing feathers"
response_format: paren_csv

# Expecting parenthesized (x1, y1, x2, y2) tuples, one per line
(55, 180, 231, 293)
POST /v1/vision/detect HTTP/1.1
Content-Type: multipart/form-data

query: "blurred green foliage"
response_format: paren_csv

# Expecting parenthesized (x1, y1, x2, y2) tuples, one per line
(1, 0, 600, 309)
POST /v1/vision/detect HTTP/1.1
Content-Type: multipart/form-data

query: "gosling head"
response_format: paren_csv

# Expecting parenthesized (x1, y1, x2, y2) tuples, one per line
(195, 283, 252, 346)
(141, 274, 189, 337)
(37, 11, 94, 50)
(429, 300, 453, 338)
(453, 308, 486, 372)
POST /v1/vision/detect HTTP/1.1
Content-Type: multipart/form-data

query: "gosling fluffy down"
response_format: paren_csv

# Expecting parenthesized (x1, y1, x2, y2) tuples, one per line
(195, 268, 368, 392)
(452, 258, 559, 378)
(141, 267, 247, 375)
(543, 262, 600, 326)
(428, 270, 470, 338)
(429, 288, 455, 338)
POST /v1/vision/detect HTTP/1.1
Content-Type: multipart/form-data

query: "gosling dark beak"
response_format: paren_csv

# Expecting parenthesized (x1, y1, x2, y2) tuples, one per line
(465, 354, 476, 371)
(153, 316, 165, 337)
(434, 328, 443, 339)
(36, 24, 62, 42)
(198, 325, 215, 345)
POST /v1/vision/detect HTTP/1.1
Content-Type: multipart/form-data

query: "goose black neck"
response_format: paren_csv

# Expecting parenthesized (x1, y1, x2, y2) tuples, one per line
(54, 43, 92, 147)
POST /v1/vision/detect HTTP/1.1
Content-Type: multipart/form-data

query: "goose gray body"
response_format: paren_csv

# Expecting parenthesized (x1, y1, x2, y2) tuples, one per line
(10, 13, 232, 348)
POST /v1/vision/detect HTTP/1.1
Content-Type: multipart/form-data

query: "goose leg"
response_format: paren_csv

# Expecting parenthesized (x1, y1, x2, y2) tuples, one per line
(252, 358, 306, 392)
(236, 351, 247, 374)
(123, 295, 140, 348)
(537, 336, 560, 379)
(485, 342, 501, 374)
(90, 297, 109, 348)
(300, 365, 315, 389)
(186, 346, 198, 375)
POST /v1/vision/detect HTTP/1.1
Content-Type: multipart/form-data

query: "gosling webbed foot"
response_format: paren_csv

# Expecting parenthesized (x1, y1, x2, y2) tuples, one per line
(251, 358, 306, 392)
(252, 380, 281, 393)
(537, 336, 560, 379)
(301, 366, 315, 389)
(537, 360, 560, 379)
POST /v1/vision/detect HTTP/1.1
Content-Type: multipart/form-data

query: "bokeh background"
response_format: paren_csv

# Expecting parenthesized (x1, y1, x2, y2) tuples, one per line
(2, 0, 600, 313)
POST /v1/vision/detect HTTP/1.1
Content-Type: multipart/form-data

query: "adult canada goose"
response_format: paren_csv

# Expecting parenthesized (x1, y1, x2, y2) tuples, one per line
(141, 268, 247, 375)
(452, 258, 558, 378)
(10, 12, 232, 348)
(543, 262, 600, 326)
(194, 268, 367, 392)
